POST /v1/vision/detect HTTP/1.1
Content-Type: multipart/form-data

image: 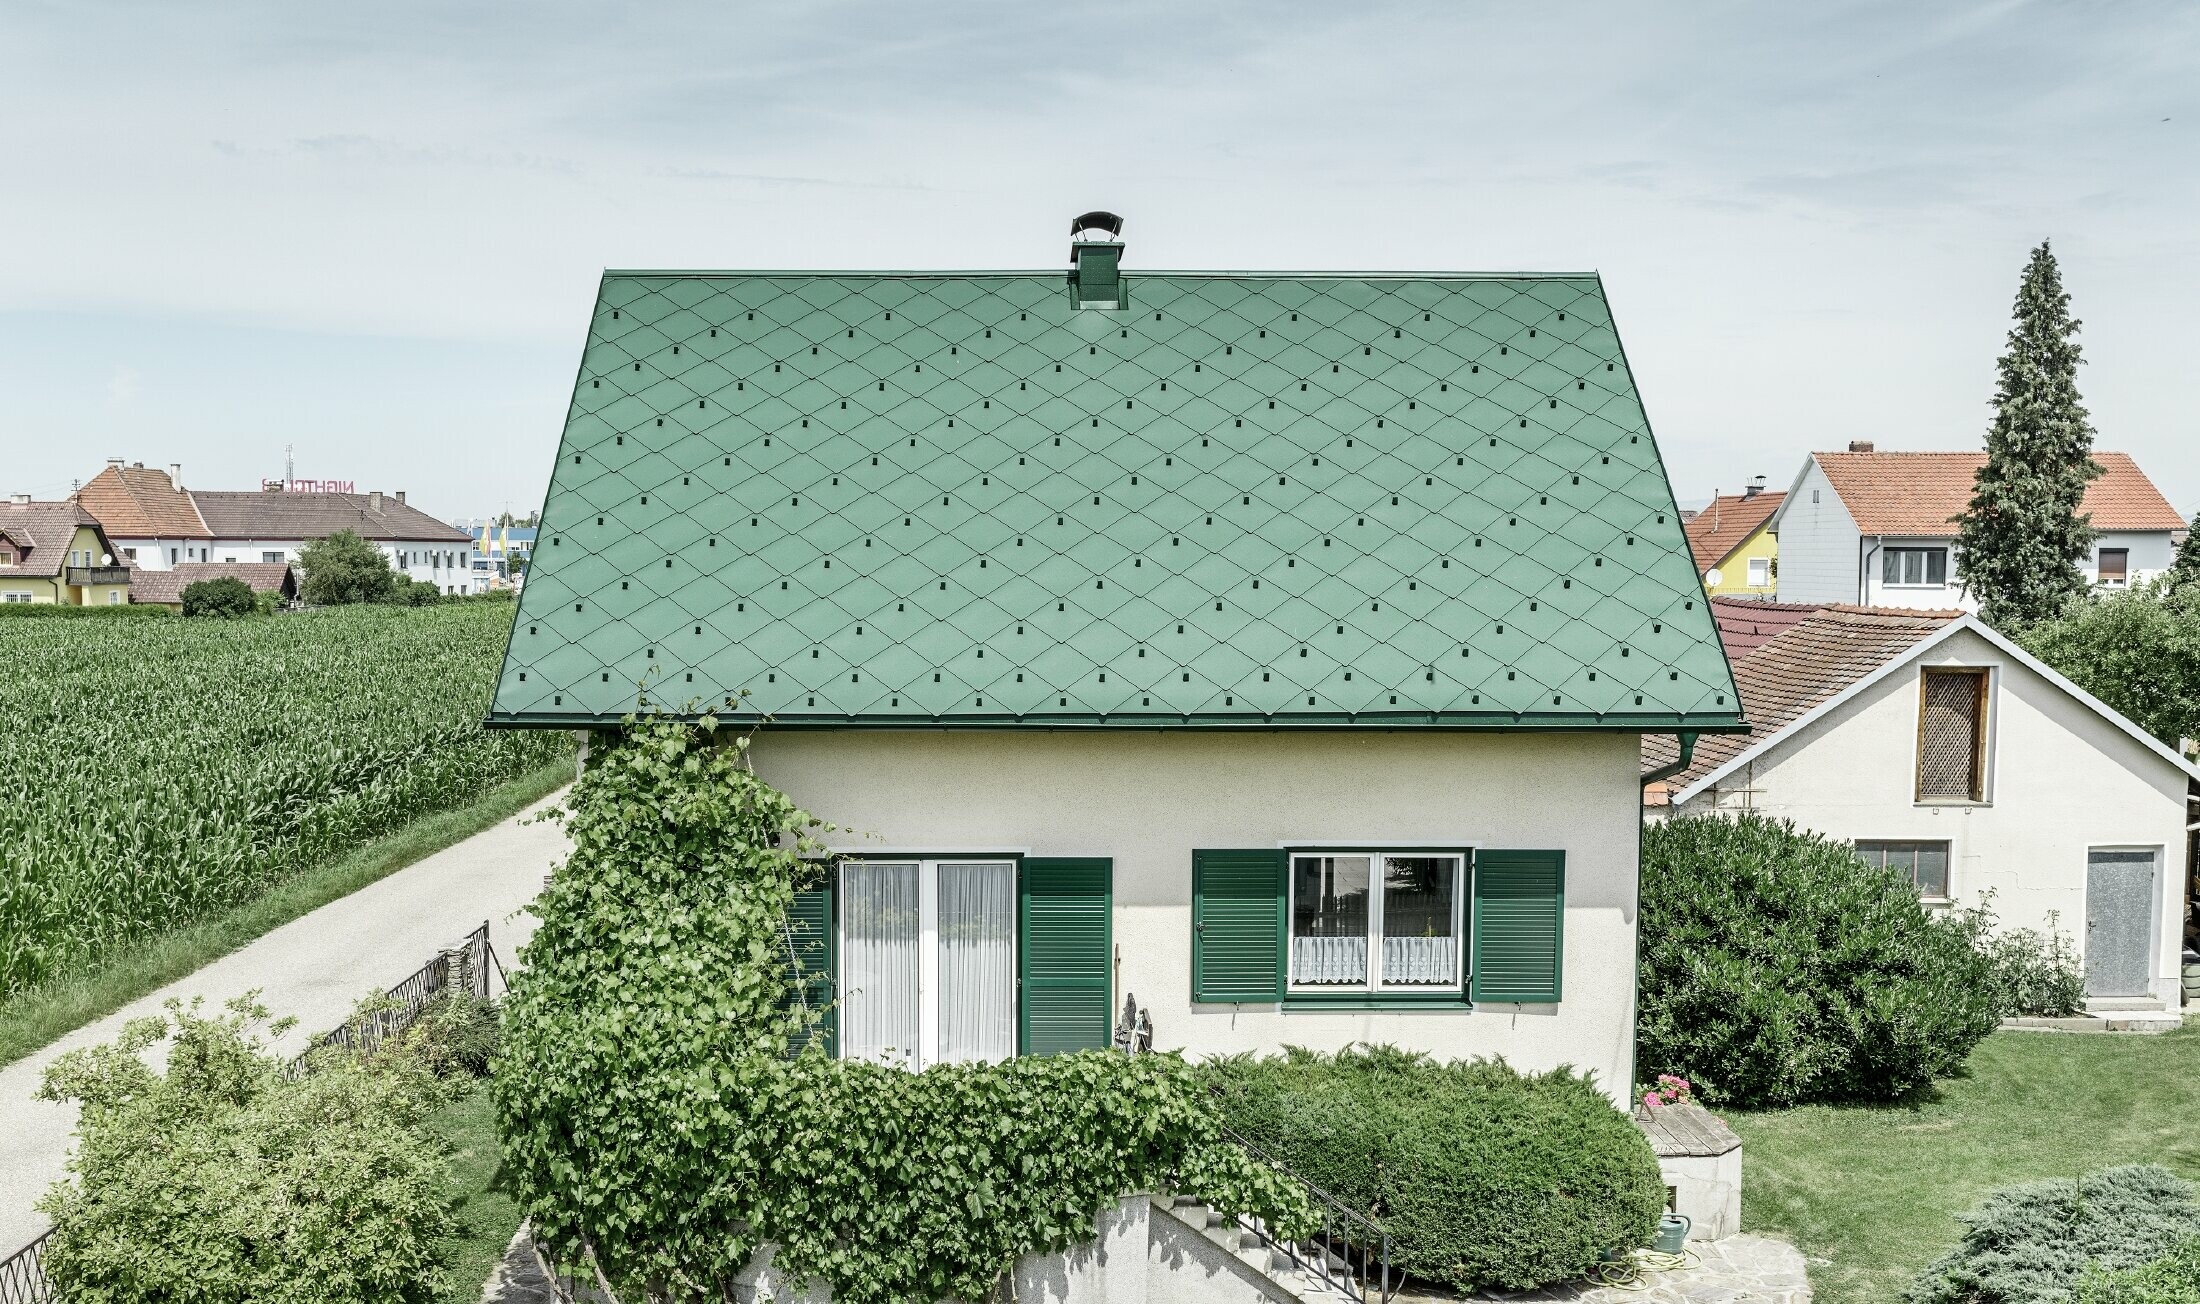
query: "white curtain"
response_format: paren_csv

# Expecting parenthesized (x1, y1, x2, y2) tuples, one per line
(1291, 935, 1368, 985)
(841, 862, 920, 1065)
(1382, 936, 1457, 985)
(937, 862, 1016, 1063)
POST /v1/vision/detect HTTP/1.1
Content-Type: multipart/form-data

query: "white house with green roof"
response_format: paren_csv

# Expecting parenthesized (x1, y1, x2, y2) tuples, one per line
(489, 215, 1745, 1098)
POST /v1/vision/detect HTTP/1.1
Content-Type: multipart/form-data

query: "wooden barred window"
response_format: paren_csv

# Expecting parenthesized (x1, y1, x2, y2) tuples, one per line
(1916, 668, 1990, 803)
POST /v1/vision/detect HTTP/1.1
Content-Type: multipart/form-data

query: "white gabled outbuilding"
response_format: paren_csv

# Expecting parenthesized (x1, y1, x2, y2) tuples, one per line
(1646, 600, 2196, 1015)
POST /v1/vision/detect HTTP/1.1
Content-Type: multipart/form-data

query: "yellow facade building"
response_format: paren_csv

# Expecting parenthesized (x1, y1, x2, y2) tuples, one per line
(1684, 486, 1784, 598)
(0, 502, 134, 606)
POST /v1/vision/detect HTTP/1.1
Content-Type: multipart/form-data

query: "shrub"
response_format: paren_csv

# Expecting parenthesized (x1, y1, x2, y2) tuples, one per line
(1978, 912, 2086, 1018)
(181, 575, 256, 618)
(496, 715, 1307, 1304)
(2078, 1240, 2200, 1304)
(1639, 814, 2000, 1106)
(394, 579, 443, 606)
(1202, 1045, 1665, 1292)
(2015, 580, 2200, 752)
(298, 529, 399, 605)
(1911, 1166, 2200, 1304)
(35, 994, 453, 1304)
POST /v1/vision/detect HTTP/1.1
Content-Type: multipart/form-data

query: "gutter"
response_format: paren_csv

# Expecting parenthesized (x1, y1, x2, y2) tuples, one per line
(1640, 731, 1700, 790)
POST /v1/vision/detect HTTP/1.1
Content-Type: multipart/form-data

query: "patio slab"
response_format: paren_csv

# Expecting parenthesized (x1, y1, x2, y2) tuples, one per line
(1399, 1233, 1810, 1304)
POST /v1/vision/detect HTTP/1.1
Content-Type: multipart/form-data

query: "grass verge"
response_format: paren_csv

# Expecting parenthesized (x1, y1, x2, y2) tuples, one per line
(0, 756, 572, 1069)
(432, 1080, 522, 1302)
(1730, 1024, 2200, 1304)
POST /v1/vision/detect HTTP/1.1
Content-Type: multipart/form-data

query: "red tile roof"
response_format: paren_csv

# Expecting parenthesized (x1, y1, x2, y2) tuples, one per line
(1643, 604, 1962, 802)
(0, 502, 113, 580)
(129, 562, 298, 607)
(1683, 491, 1784, 572)
(191, 491, 470, 543)
(74, 464, 211, 539)
(1814, 450, 2184, 537)
(1708, 596, 1821, 659)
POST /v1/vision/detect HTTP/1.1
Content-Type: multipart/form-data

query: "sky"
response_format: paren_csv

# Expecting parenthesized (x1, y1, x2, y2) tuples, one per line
(2, 1, 2196, 524)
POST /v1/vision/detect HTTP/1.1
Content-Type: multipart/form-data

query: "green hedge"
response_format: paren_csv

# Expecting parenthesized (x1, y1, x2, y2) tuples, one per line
(1202, 1045, 1664, 1292)
(1639, 814, 2000, 1106)
(1912, 1166, 2200, 1304)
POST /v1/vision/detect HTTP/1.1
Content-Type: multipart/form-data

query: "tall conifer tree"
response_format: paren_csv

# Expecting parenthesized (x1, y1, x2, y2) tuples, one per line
(1956, 240, 2101, 627)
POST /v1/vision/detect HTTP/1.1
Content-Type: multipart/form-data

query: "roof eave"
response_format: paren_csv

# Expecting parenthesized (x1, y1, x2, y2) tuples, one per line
(486, 708, 1752, 733)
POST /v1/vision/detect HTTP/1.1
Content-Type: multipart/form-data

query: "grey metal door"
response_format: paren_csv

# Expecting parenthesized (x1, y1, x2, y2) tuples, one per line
(2085, 849, 2157, 998)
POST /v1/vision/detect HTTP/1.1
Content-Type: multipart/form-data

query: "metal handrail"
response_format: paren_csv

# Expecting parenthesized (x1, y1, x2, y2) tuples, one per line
(0, 924, 501, 1302)
(1208, 1116, 1397, 1303)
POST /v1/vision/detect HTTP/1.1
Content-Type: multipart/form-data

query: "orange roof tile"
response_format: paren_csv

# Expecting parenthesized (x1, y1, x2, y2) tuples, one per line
(128, 562, 298, 606)
(1683, 491, 1784, 572)
(1643, 604, 1962, 794)
(1814, 450, 2184, 537)
(1707, 596, 1820, 659)
(74, 464, 211, 539)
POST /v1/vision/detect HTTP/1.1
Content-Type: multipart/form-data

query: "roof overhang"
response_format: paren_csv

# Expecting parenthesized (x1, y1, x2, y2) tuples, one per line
(1670, 614, 2200, 804)
(488, 709, 1753, 733)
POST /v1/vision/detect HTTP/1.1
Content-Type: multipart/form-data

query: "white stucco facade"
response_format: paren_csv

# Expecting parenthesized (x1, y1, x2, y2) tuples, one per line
(202, 537, 473, 592)
(749, 728, 1648, 1099)
(1667, 625, 2193, 1010)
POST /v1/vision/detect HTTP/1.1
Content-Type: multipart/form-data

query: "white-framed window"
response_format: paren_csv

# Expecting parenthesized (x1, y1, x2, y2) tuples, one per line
(1882, 547, 1949, 587)
(839, 858, 1017, 1068)
(261, 551, 283, 564)
(2, 591, 32, 604)
(107, 590, 122, 604)
(1288, 850, 1466, 993)
(1746, 557, 1771, 587)
(1855, 840, 1951, 898)
(2097, 548, 2129, 586)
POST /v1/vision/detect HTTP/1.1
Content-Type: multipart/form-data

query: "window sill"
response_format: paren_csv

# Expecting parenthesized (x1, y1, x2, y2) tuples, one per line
(1914, 798, 1991, 808)
(1283, 992, 1471, 1010)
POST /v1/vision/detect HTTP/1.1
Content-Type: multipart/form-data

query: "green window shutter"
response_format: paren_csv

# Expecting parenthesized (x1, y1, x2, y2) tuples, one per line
(1191, 849, 1285, 1002)
(783, 877, 836, 1056)
(1470, 850, 1564, 1004)
(1019, 858, 1113, 1055)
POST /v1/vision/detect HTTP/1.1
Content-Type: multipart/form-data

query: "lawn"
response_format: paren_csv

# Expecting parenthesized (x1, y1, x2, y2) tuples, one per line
(431, 1080, 524, 1303)
(1731, 1024, 2200, 1304)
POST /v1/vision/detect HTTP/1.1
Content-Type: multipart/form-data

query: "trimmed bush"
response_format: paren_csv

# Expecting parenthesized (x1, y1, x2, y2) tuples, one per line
(2078, 1239, 2200, 1304)
(1911, 1166, 2200, 1304)
(1639, 813, 2000, 1106)
(1202, 1045, 1665, 1292)
(181, 576, 256, 618)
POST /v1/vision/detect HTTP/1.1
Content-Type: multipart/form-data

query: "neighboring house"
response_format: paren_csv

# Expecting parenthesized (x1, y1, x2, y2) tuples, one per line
(128, 561, 299, 610)
(460, 520, 537, 592)
(75, 462, 478, 593)
(0, 500, 132, 605)
(1769, 442, 2187, 610)
(486, 221, 1746, 1097)
(73, 460, 214, 569)
(191, 488, 476, 594)
(1644, 600, 2195, 1014)
(1683, 478, 1783, 598)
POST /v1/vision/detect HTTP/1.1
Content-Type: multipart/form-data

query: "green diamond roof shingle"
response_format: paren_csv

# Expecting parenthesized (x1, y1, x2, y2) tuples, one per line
(488, 266, 1744, 731)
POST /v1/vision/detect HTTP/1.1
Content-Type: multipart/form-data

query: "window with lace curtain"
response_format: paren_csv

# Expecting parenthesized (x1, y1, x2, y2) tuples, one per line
(1288, 851, 1466, 993)
(837, 858, 1017, 1068)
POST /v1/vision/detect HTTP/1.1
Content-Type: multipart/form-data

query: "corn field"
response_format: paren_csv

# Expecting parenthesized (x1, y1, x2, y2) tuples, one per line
(0, 604, 568, 996)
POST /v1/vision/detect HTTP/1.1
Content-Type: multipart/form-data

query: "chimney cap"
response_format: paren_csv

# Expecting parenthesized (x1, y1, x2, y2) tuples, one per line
(107, 457, 124, 467)
(1847, 440, 1875, 453)
(1070, 210, 1124, 239)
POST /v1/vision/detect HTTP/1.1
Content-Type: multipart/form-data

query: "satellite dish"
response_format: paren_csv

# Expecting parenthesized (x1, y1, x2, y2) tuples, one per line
(1703, 567, 1724, 588)
(100, 553, 113, 566)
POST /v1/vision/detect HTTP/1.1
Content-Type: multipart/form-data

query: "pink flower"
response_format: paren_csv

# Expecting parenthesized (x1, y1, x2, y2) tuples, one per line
(1642, 1092, 1660, 1110)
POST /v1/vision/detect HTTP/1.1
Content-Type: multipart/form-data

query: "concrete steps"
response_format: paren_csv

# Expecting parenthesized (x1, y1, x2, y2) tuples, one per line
(1157, 1195, 1365, 1301)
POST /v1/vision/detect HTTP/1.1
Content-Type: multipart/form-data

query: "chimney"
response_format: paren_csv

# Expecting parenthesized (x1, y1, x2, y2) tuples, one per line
(107, 457, 124, 468)
(1743, 475, 1767, 499)
(11, 493, 28, 505)
(1068, 210, 1126, 310)
(395, 490, 407, 506)
(1848, 440, 1875, 453)
(132, 461, 144, 469)
(368, 490, 384, 513)
(169, 463, 182, 487)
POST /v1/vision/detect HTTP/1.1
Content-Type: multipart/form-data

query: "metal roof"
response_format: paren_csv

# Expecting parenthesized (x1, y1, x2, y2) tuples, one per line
(489, 267, 1744, 731)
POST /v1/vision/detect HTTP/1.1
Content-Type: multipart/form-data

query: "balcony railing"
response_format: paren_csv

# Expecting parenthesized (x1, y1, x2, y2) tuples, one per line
(64, 566, 131, 586)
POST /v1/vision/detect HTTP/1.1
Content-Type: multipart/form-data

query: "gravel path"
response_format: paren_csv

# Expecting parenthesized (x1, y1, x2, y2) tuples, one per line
(0, 789, 571, 1255)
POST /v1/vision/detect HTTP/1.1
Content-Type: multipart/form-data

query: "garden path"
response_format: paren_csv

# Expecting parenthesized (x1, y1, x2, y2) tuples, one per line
(1404, 1235, 1812, 1304)
(0, 788, 571, 1255)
